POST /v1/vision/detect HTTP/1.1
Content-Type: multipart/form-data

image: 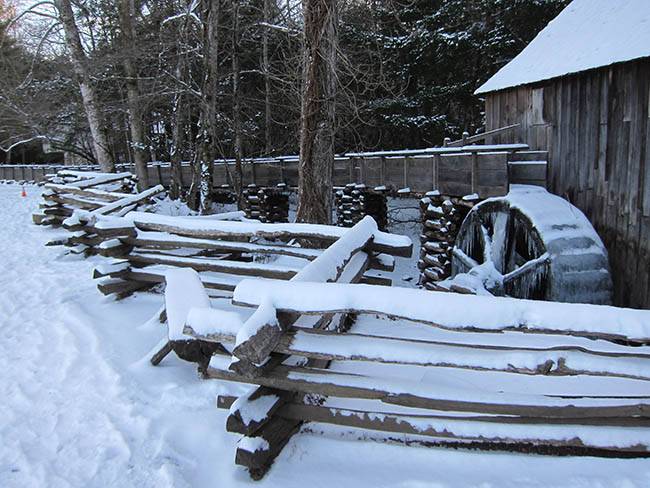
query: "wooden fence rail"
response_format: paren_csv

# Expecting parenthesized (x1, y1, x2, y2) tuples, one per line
(178, 274, 650, 478)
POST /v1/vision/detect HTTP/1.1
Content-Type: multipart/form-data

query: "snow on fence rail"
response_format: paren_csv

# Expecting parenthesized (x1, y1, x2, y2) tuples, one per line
(176, 270, 650, 477)
(41, 199, 411, 300)
(32, 170, 145, 228)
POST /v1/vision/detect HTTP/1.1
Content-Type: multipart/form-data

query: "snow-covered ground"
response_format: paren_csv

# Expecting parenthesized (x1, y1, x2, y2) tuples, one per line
(1, 183, 649, 487)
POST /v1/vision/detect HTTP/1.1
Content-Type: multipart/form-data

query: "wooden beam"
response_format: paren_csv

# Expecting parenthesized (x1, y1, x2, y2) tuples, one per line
(188, 325, 650, 382)
(205, 361, 650, 422)
(127, 252, 299, 280)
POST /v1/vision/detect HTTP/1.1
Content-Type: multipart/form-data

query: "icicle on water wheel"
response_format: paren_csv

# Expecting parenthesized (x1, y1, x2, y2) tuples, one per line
(450, 186, 613, 304)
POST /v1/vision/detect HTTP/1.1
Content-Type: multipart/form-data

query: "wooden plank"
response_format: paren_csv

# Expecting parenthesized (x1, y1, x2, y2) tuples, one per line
(46, 194, 105, 211)
(131, 217, 413, 258)
(125, 267, 241, 292)
(446, 124, 521, 147)
(281, 403, 649, 456)
(44, 183, 130, 201)
(124, 231, 322, 260)
(509, 162, 548, 182)
(205, 362, 650, 421)
(226, 387, 293, 435)
(96, 278, 152, 297)
(232, 281, 650, 343)
(188, 325, 650, 382)
(127, 252, 300, 280)
(72, 172, 133, 189)
(216, 394, 650, 428)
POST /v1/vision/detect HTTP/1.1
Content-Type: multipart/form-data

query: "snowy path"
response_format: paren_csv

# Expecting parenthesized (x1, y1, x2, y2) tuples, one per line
(0, 184, 649, 487)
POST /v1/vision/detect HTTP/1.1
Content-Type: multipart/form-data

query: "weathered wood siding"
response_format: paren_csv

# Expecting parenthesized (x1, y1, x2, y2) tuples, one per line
(484, 57, 650, 309)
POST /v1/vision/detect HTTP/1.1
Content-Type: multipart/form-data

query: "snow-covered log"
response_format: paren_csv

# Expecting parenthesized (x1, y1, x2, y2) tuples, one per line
(232, 280, 650, 343)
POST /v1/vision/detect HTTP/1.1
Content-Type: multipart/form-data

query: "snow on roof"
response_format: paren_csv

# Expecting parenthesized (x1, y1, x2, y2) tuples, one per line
(475, 0, 650, 95)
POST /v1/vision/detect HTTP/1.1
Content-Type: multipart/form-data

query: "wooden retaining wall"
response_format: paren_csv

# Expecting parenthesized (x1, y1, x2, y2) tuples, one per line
(0, 143, 543, 199)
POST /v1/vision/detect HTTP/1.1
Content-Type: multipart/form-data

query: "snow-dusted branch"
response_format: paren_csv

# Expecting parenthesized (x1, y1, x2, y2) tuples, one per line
(0, 135, 47, 153)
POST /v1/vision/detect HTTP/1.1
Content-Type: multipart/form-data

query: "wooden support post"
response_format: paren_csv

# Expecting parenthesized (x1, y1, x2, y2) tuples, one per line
(404, 156, 410, 188)
(278, 159, 285, 185)
(471, 151, 478, 195)
(151, 341, 173, 366)
(156, 163, 163, 185)
(235, 416, 302, 480)
(380, 156, 386, 186)
(433, 154, 440, 190)
(349, 157, 356, 183)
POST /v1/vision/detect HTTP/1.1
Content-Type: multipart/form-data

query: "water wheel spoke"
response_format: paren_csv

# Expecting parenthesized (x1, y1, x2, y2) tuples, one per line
(490, 211, 510, 274)
(479, 224, 492, 264)
(452, 247, 480, 271)
(503, 252, 550, 284)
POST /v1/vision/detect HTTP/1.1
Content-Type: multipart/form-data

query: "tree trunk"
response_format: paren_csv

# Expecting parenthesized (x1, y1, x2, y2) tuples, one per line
(118, 0, 150, 189)
(170, 91, 184, 200)
(232, 0, 244, 207)
(263, 0, 272, 155)
(189, 0, 221, 213)
(54, 0, 114, 172)
(296, 0, 338, 224)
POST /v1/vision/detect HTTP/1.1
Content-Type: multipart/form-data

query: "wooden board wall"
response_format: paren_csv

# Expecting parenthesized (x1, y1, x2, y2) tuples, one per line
(484, 58, 650, 309)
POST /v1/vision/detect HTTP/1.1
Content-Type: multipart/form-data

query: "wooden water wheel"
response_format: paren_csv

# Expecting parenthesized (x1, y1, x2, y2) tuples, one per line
(450, 186, 613, 304)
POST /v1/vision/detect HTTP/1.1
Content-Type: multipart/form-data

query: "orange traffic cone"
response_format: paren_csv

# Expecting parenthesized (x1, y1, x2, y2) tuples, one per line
(21, 186, 27, 197)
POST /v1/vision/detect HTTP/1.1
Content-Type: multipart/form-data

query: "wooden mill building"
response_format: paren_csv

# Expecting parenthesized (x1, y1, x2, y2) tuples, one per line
(475, 0, 650, 309)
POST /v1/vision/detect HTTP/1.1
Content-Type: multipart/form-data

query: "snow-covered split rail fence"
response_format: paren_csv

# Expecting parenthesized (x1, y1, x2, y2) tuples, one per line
(193, 279, 650, 477)
(32, 170, 139, 227)
(174, 217, 413, 478)
(88, 213, 411, 300)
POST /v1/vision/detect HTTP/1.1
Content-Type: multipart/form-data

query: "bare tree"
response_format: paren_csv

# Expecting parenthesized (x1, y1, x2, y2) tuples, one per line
(296, 0, 338, 224)
(231, 0, 243, 206)
(189, 0, 221, 213)
(118, 0, 149, 188)
(262, 0, 272, 154)
(53, 0, 114, 171)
